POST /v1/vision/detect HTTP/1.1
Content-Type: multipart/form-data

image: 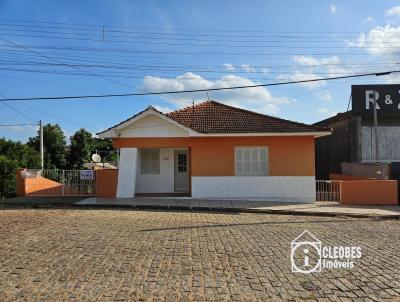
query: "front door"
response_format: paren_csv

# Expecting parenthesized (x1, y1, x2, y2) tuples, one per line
(174, 150, 189, 192)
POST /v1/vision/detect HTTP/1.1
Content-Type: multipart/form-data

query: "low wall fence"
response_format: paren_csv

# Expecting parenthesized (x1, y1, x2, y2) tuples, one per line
(17, 169, 96, 197)
(316, 177, 398, 205)
(316, 180, 341, 202)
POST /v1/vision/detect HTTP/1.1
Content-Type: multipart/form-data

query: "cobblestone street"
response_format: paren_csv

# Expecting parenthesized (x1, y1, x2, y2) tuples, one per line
(0, 208, 399, 301)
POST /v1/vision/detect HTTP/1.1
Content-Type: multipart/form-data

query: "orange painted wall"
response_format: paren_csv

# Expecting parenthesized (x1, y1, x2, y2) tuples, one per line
(25, 177, 63, 196)
(96, 169, 118, 198)
(340, 180, 398, 205)
(113, 136, 315, 176)
(329, 173, 375, 181)
(15, 169, 65, 196)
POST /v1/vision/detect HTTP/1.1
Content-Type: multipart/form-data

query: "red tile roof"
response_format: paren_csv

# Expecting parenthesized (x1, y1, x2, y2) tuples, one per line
(166, 100, 327, 133)
(97, 100, 328, 136)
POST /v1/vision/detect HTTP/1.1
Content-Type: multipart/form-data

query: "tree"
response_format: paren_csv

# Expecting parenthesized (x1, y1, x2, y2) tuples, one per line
(92, 138, 117, 164)
(27, 123, 67, 169)
(68, 128, 94, 169)
(0, 156, 18, 197)
(0, 138, 41, 168)
(68, 129, 116, 168)
(0, 138, 40, 197)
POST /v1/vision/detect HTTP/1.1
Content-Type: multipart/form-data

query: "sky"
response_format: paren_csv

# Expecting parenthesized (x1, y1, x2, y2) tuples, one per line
(1, 0, 400, 142)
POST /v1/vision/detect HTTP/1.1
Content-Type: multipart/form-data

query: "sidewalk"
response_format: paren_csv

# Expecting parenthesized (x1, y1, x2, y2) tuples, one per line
(75, 197, 400, 219)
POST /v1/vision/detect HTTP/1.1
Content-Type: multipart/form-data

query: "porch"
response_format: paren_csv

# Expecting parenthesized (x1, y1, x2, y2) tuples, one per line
(135, 148, 190, 195)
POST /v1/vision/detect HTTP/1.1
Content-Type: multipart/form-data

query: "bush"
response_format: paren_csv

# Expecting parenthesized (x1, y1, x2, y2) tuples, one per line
(0, 155, 18, 197)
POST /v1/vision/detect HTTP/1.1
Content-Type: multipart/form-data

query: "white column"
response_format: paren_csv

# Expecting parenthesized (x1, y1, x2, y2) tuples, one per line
(116, 148, 138, 198)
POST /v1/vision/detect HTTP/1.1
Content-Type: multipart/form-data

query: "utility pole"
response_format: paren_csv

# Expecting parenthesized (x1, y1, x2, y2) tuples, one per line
(39, 120, 44, 170)
(373, 89, 379, 162)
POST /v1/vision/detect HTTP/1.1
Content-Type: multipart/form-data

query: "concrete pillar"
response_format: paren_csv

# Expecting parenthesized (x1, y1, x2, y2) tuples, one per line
(116, 148, 138, 198)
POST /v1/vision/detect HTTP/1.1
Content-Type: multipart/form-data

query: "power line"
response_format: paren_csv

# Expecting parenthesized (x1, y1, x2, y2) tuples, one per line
(1, 26, 395, 45)
(0, 91, 35, 122)
(0, 36, 140, 91)
(0, 42, 390, 57)
(0, 70, 396, 102)
(1, 58, 399, 73)
(2, 49, 397, 70)
(0, 123, 38, 127)
(0, 18, 387, 34)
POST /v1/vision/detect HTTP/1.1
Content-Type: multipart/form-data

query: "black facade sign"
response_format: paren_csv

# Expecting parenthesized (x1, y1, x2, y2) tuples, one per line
(352, 84, 400, 117)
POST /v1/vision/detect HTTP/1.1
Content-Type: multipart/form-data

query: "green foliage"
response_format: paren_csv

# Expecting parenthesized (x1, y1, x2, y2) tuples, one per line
(67, 129, 116, 169)
(68, 128, 94, 169)
(0, 155, 18, 197)
(27, 123, 67, 169)
(92, 138, 117, 164)
(0, 138, 41, 168)
(0, 125, 115, 195)
(0, 138, 40, 196)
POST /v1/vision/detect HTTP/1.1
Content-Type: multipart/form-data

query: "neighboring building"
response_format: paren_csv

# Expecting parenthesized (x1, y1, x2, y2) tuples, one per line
(97, 100, 330, 202)
(83, 162, 117, 170)
(314, 85, 400, 179)
(314, 111, 357, 179)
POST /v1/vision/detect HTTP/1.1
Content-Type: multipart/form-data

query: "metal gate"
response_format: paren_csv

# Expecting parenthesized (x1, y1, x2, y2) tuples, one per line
(316, 180, 341, 202)
(23, 169, 96, 196)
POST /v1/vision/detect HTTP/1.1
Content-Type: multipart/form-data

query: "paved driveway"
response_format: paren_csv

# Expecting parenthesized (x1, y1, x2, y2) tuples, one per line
(0, 208, 399, 301)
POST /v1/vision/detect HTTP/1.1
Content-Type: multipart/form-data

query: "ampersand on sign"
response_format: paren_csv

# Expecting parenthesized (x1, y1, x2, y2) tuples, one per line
(385, 95, 393, 105)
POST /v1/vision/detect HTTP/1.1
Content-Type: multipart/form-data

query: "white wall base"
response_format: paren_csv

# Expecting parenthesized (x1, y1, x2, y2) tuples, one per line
(191, 176, 315, 203)
(116, 148, 138, 198)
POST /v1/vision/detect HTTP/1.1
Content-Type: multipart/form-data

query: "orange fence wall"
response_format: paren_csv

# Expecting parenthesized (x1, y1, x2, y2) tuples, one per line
(16, 169, 63, 196)
(96, 169, 118, 198)
(113, 136, 315, 176)
(340, 180, 398, 205)
(25, 177, 63, 196)
(330, 173, 375, 181)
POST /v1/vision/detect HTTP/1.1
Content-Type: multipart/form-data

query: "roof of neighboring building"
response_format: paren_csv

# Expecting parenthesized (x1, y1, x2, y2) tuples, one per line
(97, 100, 329, 136)
(313, 111, 352, 127)
(83, 162, 117, 169)
(166, 100, 327, 133)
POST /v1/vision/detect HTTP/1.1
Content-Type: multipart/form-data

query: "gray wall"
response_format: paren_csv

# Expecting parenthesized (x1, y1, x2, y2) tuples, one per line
(361, 126, 400, 162)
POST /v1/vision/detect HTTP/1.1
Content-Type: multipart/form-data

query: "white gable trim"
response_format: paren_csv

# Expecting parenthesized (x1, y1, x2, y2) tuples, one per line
(98, 107, 199, 138)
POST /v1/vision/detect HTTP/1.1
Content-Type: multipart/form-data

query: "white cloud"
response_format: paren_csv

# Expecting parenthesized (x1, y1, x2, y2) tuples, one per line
(2, 125, 37, 132)
(223, 63, 236, 71)
(241, 64, 256, 73)
(317, 107, 337, 117)
(319, 92, 332, 101)
(291, 55, 349, 80)
(277, 71, 326, 89)
(362, 16, 374, 23)
(385, 6, 400, 17)
(153, 105, 174, 113)
(142, 72, 289, 114)
(293, 55, 340, 66)
(346, 25, 400, 55)
(260, 67, 269, 74)
(330, 4, 337, 14)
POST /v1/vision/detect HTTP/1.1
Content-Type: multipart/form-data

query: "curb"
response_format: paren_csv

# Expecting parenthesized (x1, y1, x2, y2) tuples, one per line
(71, 203, 400, 220)
(1, 202, 398, 220)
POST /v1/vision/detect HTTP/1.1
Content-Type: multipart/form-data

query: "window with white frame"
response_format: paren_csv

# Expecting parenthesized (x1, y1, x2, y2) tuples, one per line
(140, 149, 160, 174)
(235, 147, 268, 176)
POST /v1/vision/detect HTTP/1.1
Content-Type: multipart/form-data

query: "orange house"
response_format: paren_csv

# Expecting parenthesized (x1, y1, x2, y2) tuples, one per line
(97, 101, 330, 202)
